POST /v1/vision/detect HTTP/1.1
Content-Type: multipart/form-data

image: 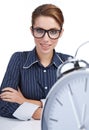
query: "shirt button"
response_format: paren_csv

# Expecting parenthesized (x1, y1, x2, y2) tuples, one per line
(45, 86, 48, 90)
(43, 70, 46, 72)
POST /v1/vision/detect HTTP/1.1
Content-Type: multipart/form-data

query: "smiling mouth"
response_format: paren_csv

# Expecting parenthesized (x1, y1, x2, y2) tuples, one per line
(40, 44, 51, 50)
(40, 43, 51, 47)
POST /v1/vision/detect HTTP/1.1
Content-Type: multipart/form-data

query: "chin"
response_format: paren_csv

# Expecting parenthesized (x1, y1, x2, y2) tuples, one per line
(41, 49, 51, 54)
(37, 46, 52, 54)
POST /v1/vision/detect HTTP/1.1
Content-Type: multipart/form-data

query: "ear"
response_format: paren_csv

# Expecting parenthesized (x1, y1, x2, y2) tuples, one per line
(60, 28, 64, 38)
(30, 26, 33, 35)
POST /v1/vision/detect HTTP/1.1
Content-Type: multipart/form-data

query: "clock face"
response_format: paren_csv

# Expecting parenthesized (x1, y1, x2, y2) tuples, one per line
(42, 69, 89, 130)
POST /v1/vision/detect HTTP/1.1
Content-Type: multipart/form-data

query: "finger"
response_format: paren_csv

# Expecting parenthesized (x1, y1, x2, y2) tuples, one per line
(1, 91, 12, 96)
(1, 93, 16, 103)
(1, 98, 14, 102)
(2, 87, 17, 93)
(0, 92, 13, 99)
(33, 108, 42, 118)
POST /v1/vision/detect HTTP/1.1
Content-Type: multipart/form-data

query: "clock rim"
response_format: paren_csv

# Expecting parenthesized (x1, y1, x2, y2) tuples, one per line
(41, 68, 89, 130)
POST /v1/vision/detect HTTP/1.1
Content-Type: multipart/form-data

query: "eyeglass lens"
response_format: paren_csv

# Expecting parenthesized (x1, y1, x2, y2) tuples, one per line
(32, 27, 62, 39)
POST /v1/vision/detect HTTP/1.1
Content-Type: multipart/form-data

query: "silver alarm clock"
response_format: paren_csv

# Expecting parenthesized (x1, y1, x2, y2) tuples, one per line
(41, 41, 89, 130)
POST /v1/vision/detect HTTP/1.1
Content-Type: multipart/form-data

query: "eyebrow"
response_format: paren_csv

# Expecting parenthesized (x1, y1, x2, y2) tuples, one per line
(34, 27, 61, 30)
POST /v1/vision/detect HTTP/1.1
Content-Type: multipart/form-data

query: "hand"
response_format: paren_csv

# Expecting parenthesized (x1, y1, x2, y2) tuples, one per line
(0, 87, 27, 104)
(32, 107, 42, 120)
(0, 87, 43, 106)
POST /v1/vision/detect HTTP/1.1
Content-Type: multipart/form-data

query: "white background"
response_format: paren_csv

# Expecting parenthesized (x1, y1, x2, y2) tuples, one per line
(0, 0, 89, 84)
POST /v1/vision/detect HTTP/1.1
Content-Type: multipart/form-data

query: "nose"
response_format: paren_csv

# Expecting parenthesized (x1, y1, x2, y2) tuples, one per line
(43, 32, 50, 40)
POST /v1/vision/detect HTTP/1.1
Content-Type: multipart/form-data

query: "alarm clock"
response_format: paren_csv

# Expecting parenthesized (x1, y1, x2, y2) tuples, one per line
(41, 59, 89, 130)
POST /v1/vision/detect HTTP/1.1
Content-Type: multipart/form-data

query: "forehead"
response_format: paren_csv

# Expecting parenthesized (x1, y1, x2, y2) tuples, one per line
(34, 16, 60, 29)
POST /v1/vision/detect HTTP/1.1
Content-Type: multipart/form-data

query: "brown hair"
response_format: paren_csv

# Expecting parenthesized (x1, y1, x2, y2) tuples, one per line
(31, 4, 64, 27)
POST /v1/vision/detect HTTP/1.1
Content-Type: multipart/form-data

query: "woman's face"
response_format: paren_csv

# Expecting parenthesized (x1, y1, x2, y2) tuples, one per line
(31, 16, 63, 55)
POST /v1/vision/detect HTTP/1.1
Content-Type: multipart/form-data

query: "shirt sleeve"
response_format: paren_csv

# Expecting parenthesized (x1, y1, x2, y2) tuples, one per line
(1, 52, 21, 89)
(0, 100, 20, 118)
(13, 102, 39, 120)
(0, 52, 21, 118)
(40, 99, 46, 107)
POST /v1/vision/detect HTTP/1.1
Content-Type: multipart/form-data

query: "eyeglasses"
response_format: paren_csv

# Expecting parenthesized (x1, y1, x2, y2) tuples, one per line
(32, 26, 62, 40)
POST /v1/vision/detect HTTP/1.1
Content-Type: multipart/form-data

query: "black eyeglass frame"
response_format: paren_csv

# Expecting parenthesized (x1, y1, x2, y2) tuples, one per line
(31, 26, 62, 40)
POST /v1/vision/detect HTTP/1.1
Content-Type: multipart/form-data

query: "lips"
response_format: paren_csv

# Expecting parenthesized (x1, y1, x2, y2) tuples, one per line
(40, 43, 51, 50)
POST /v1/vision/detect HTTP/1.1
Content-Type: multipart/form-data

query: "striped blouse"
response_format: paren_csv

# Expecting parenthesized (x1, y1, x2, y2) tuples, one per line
(0, 48, 71, 119)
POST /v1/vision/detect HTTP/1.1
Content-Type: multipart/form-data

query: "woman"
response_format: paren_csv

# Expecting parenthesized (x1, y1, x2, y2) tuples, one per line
(0, 4, 71, 120)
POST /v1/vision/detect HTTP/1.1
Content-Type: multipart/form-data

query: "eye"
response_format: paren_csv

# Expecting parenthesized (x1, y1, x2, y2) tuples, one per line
(49, 29, 59, 35)
(35, 28, 44, 34)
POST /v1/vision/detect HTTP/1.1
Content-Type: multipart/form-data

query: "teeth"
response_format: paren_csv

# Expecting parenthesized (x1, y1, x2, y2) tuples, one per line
(41, 44, 50, 47)
(42, 45, 49, 47)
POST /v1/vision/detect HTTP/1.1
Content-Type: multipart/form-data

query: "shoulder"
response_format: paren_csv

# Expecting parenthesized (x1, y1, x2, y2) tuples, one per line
(9, 51, 31, 65)
(56, 52, 73, 62)
(10, 51, 29, 60)
(11, 50, 33, 59)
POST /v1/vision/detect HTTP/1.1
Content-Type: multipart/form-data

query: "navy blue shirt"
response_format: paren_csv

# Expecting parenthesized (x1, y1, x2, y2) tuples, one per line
(0, 48, 71, 118)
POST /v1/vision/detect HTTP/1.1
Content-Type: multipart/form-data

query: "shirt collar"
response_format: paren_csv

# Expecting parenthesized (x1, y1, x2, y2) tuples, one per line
(23, 48, 39, 69)
(23, 48, 63, 69)
(52, 50, 63, 68)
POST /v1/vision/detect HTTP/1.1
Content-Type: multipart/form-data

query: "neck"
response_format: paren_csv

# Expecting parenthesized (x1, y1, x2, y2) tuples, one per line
(36, 50, 54, 67)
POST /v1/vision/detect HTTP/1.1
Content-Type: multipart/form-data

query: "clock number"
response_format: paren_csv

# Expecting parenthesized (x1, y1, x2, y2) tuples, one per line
(49, 118, 58, 122)
(56, 98, 63, 106)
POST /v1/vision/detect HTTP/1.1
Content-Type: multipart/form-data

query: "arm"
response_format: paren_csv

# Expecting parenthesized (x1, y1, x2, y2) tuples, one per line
(0, 52, 21, 118)
(0, 52, 42, 120)
(0, 87, 42, 106)
(0, 87, 44, 120)
(0, 87, 43, 120)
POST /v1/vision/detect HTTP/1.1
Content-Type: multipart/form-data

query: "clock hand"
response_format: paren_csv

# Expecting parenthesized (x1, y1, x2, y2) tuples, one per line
(80, 104, 86, 128)
(77, 104, 87, 130)
(68, 87, 82, 129)
(80, 125, 86, 130)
